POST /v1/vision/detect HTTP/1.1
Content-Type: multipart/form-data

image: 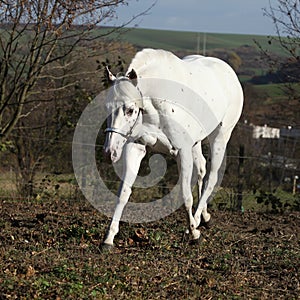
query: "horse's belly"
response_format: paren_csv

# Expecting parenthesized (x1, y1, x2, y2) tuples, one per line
(159, 108, 212, 148)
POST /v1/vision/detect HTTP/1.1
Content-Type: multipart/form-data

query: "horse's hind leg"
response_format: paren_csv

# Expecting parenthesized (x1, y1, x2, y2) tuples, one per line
(103, 142, 146, 246)
(179, 148, 200, 241)
(192, 142, 206, 200)
(194, 126, 233, 228)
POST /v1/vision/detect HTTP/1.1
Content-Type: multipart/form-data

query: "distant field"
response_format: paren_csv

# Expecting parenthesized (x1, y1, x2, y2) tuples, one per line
(107, 27, 285, 55)
(255, 81, 300, 94)
(0, 25, 286, 56)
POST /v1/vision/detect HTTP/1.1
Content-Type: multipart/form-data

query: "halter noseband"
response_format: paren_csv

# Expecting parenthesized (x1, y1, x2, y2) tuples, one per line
(104, 109, 142, 139)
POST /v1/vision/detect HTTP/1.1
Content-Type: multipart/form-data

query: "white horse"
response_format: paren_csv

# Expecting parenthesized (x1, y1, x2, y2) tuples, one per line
(103, 49, 243, 248)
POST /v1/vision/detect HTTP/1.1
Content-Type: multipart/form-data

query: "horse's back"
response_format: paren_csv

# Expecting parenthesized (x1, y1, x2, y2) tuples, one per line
(183, 53, 243, 124)
(127, 48, 243, 131)
(128, 49, 236, 83)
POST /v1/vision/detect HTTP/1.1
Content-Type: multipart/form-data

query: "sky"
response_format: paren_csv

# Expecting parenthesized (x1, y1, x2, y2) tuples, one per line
(106, 0, 277, 35)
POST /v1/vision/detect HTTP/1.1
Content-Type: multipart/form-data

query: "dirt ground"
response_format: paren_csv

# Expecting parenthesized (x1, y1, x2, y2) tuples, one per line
(0, 198, 299, 299)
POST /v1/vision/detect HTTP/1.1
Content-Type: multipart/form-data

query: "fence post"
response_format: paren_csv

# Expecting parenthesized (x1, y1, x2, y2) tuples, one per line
(236, 144, 244, 211)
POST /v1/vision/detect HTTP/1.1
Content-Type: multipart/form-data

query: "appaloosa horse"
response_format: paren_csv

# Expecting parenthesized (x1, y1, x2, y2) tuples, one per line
(103, 48, 243, 247)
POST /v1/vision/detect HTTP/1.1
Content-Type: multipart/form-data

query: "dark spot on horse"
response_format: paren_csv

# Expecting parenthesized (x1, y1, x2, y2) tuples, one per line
(172, 108, 174, 113)
(181, 88, 184, 92)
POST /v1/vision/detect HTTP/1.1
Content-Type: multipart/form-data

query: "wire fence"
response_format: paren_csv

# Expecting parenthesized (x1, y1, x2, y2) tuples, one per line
(1, 155, 299, 202)
(1, 122, 300, 205)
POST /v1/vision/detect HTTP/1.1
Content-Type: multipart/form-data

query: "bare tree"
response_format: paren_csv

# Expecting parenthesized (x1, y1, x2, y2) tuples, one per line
(0, 0, 139, 143)
(252, 0, 300, 199)
(9, 40, 137, 197)
(264, 0, 300, 60)
(254, 0, 300, 128)
(0, 0, 154, 196)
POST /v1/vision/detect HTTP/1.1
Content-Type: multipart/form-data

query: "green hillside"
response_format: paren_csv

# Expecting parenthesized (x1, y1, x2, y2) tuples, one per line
(111, 27, 284, 55)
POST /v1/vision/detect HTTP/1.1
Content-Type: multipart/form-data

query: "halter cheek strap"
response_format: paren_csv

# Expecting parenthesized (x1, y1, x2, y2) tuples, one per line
(105, 109, 142, 139)
(104, 127, 128, 137)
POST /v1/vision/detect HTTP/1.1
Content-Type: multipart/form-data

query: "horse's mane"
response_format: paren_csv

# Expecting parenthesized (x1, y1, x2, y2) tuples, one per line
(127, 49, 179, 78)
(106, 77, 143, 109)
(114, 78, 140, 100)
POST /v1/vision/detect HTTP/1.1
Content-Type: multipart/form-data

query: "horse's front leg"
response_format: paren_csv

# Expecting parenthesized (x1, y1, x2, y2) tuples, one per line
(179, 148, 200, 241)
(103, 142, 146, 247)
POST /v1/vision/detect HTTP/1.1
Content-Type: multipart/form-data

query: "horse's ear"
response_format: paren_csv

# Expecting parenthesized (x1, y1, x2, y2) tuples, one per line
(105, 66, 116, 82)
(127, 69, 137, 80)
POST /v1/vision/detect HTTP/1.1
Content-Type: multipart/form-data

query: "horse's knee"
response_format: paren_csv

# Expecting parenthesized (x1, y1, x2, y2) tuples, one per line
(118, 185, 132, 204)
(183, 194, 193, 210)
(200, 166, 206, 179)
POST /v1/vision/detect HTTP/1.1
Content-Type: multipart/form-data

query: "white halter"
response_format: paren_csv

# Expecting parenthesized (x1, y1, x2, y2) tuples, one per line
(104, 108, 142, 139)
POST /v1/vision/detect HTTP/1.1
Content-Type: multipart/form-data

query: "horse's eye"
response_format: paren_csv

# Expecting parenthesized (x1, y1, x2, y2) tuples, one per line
(126, 108, 134, 116)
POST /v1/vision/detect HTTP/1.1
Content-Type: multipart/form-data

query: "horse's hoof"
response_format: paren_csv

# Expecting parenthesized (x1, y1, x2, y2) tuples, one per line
(99, 243, 114, 253)
(189, 236, 201, 246)
(200, 217, 213, 229)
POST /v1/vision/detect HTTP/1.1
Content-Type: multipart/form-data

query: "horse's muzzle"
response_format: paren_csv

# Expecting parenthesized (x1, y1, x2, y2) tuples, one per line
(103, 145, 121, 163)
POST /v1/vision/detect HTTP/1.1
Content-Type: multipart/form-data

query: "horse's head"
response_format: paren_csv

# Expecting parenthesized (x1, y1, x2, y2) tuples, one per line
(104, 68, 143, 163)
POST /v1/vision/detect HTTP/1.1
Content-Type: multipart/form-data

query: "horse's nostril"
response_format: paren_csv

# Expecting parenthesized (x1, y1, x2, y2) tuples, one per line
(111, 149, 117, 158)
(103, 147, 111, 162)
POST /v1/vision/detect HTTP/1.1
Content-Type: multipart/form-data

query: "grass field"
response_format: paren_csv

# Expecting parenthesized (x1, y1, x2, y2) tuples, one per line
(254, 82, 300, 99)
(109, 27, 286, 55)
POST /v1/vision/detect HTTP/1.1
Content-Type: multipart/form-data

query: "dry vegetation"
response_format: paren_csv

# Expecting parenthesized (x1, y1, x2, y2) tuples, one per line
(0, 198, 299, 299)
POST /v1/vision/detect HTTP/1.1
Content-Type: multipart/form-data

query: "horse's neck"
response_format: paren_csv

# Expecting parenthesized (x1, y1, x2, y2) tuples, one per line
(141, 98, 160, 127)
